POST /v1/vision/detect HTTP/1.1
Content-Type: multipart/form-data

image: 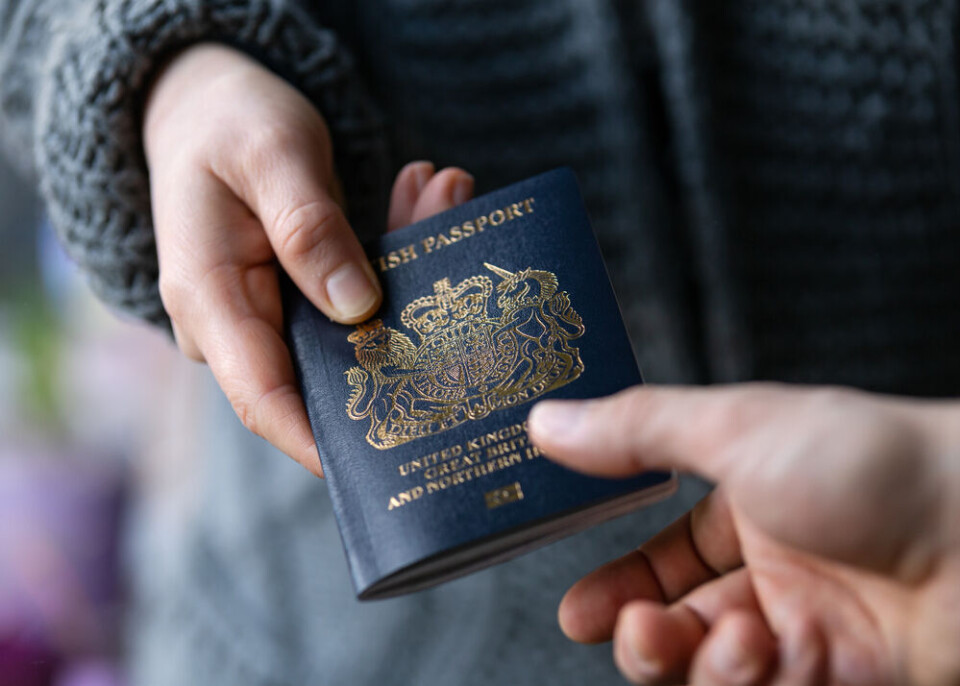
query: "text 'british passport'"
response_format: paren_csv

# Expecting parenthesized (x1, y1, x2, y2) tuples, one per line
(285, 168, 676, 599)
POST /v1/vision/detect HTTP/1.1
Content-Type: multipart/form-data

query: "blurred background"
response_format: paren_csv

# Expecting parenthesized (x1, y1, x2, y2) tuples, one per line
(0, 152, 199, 686)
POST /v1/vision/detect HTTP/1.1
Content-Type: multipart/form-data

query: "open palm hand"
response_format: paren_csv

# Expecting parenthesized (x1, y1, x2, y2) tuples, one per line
(529, 385, 960, 685)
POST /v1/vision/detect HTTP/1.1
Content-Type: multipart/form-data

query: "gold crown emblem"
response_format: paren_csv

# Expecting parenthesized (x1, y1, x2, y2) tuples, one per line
(345, 263, 586, 449)
(400, 275, 492, 338)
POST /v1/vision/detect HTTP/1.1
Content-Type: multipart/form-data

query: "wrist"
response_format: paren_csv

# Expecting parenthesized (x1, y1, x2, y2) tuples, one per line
(142, 43, 259, 160)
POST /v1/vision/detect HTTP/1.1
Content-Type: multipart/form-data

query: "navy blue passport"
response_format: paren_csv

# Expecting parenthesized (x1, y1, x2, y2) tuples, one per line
(285, 168, 676, 599)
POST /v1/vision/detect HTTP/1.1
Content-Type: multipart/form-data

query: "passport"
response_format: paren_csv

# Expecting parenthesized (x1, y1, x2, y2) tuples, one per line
(285, 168, 676, 599)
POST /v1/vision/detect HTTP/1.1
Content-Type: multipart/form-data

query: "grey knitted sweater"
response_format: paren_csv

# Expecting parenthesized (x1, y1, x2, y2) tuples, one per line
(3, 1, 960, 684)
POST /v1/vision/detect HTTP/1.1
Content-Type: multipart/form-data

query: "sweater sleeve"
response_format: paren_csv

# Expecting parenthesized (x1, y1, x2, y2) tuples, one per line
(0, 0, 390, 325)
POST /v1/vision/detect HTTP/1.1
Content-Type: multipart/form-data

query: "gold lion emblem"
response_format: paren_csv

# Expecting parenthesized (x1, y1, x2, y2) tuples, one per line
(345, 263, 585, 449)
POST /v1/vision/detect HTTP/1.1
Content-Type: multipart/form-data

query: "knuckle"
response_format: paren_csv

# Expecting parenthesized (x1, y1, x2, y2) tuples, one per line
(242, 122, 303, 169)
(158, 271, 191, 323)
(708, 383, 786, 434)
(615, 386, 658, 429)
(275, 200, 342, 260)
(620, 385, 654, 414)
(230, 383, 300, 443)
(159, 271, 217, 364)
(169, 323, 205, 362)
(198, 264, 244, 308)
(160, 263, 241, 327)
(232, 395, 261, 437)
(712, 394, 754, 432)
(800, 386, 872, 433)
(182, 346, 205, 363)
(804, 385, 855, 411)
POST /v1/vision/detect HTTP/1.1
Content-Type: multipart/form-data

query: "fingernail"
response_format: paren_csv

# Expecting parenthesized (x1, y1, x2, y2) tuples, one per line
(326, 262, 380, 321)
(616, 618, 663, 682)
(528, 401, 589, 443)
(453, 173, 474, 205)
(627, 649, 663, 682)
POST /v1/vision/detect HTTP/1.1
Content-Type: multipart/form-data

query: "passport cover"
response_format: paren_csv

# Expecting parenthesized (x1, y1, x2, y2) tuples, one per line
(286, 168, 676, 599)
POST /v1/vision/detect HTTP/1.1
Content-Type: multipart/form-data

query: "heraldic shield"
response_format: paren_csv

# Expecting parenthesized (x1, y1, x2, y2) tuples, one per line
(345, 263, 586, 449)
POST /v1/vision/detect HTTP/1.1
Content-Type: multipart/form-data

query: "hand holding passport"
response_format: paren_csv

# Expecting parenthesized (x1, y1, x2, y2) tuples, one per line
(286, 168, 676, 598)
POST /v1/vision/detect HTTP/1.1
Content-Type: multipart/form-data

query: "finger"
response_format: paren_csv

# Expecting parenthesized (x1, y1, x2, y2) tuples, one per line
(153, 165, 266, 363)
(410, 167, 474, 223)
(195, 267, 323, 477)
(560, 490, 742, 643)
(679, 568, 762, 625)
(613, 569, 764, 685)
(614, 600, 707, 685)
(559, 550, 667, 645)
(528, 384, 792, 482)
(152, 168, 323, 477)
(688, 611, 777, 686)
(533, 385, 942, 577)
(770, 619, 826, 686)
(388, 161, 435, 231)
(226, 125, 382, 324)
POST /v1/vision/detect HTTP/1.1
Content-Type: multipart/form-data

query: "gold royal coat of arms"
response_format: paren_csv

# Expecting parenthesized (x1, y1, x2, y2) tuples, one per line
(345, 263, 586, 449)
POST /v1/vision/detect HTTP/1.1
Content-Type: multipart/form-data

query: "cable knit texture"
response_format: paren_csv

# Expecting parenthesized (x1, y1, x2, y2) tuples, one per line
(2, 1, 960, 684)
(646, 0, 960, 394)
(32, 0, 389, 323)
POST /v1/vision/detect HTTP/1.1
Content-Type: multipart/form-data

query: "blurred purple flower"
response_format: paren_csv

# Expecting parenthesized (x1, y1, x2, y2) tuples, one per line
(0, 454, 127, 685)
